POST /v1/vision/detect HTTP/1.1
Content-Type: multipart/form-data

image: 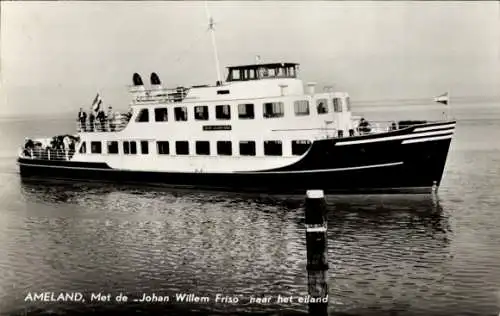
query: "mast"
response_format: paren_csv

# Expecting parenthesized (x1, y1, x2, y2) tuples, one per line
(204, 1, 222, 85)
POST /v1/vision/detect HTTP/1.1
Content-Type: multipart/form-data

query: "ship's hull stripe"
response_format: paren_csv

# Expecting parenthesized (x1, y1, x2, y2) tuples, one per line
(240, 161, 403, 174)
(18, 161, 403, 174)
(402, 134, 453, 144)
(335, 129, 454, 146)
(413, 123, 456, 132)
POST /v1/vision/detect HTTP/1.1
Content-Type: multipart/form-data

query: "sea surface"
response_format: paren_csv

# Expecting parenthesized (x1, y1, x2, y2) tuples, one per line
(1, 104, 500, 316)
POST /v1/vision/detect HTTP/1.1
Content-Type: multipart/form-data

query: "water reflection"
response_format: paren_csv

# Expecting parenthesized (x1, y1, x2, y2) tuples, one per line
(9, 180, 458, 316)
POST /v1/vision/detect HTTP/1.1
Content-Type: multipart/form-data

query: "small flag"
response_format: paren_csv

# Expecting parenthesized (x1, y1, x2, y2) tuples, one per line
(434, 92, 449, 105)
(256, 55, 261, 64)
(91, 93, 102, 112)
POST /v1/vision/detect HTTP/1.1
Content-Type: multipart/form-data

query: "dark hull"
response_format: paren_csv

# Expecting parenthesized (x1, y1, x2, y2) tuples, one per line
(17, 121, 455, 195)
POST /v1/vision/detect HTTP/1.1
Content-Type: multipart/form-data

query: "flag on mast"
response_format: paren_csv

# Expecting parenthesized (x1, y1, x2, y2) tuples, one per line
(434, 92, 449, 105)
(91, 93, 103, 112)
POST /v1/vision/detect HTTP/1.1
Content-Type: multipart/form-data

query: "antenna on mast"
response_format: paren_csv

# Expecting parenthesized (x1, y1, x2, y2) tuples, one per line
(204, 1, 222, 86)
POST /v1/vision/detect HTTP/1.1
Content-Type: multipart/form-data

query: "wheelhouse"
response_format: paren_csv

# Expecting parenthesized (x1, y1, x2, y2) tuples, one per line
(226, 63, 299, 82)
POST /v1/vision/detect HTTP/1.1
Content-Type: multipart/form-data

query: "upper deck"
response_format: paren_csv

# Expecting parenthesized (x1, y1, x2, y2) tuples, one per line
(129, 62, 303, 105)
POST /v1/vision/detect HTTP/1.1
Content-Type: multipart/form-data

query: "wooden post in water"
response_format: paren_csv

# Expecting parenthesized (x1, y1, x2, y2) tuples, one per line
(305, 190, 328, 316)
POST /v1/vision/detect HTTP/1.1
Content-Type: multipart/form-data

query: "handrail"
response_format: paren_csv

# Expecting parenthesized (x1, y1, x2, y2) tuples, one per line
(132, 87, 190, 103)
(20, 148, 76, 161)
(77, 117, 130, 133)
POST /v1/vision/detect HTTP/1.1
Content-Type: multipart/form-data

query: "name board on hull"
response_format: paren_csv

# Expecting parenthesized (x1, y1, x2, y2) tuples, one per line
(202, 125, 232, 131)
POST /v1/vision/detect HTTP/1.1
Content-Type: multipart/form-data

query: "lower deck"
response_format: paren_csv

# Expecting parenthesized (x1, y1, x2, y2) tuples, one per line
(18, 120, 456, 194)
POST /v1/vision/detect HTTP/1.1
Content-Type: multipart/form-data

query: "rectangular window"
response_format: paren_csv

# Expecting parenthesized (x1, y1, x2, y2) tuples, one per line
(194, 106, 209, 120)
(154, 108, 168, 122)
(333, 98, 342, 112)
(123, 141, 137, 155)
(107, 141, 119, 154)
(130, 141, 137, 154)
(238, 103, 255, 119)
(123, 141, 129, 155)
(316, 99, 328, 114)
(79, 141, 87, 154)
(195, 141, 210, 155)
(263, 102, 284, 118)
(239, 141, 256, 156)
(292, 140, 312, 156)
(136, 108, 149, 122)
(174, 107, 188, 121)
(140, 141, 149, 154)
(264, 140, 282, 156)
(294, 100, 310, 116)
(176, 141, 189, 155)
(157, 141, 169, 155)
(91, 141, 102, 154)
(215, 105, 231, 120)
(217, 141, 232, 156)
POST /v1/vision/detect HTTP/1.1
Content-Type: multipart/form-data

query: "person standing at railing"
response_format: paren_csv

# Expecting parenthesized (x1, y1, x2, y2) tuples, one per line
(77, 108, 87, 132)
(96, 108, 106, 132)
(89, 112, 95, 132)
(390, 121, 397, 131)
(358, 118, 372, 135)
(107, 106, 115, 131)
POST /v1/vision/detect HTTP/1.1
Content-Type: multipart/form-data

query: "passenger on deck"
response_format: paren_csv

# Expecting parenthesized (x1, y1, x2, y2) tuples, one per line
(125, 107, 133, 121)
(23, 138, 34, 157)
(358, 118, 372, 134)
(107, 106, 115, 131)
(77, 108, 87, 132)
(96, 109, 106, 132)
(89, 112, 95, 132)
(390, 121, 397, 131)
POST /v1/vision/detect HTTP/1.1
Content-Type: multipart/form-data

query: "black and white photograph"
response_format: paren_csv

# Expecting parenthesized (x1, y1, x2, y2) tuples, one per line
(0, 0, 499, 315)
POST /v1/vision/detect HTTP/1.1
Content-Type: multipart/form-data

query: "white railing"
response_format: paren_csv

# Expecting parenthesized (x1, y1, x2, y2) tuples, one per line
(20, 148, 76, 161)
(77, 117, 130, 133)
(131, 87, 190, 103)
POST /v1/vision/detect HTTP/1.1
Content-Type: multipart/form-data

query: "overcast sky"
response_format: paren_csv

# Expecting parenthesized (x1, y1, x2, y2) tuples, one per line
(0, 1, 499, 117)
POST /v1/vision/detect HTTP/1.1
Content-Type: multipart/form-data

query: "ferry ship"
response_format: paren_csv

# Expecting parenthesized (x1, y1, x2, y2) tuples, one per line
(16, 61, 456, 194)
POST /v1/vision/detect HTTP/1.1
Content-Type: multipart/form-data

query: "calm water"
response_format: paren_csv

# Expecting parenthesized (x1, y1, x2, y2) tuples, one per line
(1, 105, 500, 316)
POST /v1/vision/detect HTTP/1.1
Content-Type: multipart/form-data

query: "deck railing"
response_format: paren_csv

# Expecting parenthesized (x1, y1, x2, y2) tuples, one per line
(131, 87, 190, 104)
(20, 148, 75, 161)
(77, 117, 130, 133)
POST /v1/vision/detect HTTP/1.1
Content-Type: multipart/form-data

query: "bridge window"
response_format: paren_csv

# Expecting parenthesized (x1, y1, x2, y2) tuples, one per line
(263, 102, 284, 118)
(238, 103, 254, 119)
(216, 105, 231, 120)
(231, 69, 241, 80)
(123, 141, 137, 155)
(345, 97, 352, 111)
(316, 99, 328, 114)
(154, 108, 168, 122)
(136, 109, 149, 122)
(264, 140, 282, 156)
(79, 142, 87, 154)
(196, 141, 210, 155)
(195, 106, 209, 121)
(107, 141, 119, 154)
(217, 141, 232, 155)
(292, 140, 311, 155)
(175, 141, 189, 155)
(91, 141, 102, 154)
(157, 141, 169, 155)
(333, 98, 342, 112)
(174, 107, 188, 121)
(140, 141, 149, 154)
(239, 141, 256, 156)
(294, 100, 310, 116)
